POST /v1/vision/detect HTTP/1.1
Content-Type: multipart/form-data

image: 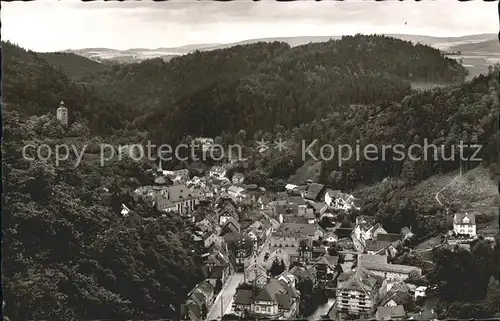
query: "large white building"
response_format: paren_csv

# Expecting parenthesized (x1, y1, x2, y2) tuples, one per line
(337, 267, 386, 317)
(453, 212, 476, 237)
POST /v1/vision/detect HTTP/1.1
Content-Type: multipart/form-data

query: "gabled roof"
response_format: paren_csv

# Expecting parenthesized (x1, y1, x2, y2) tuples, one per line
(221, 218, 241, 235)
(305, 183, 326, 200)
(314, 255, 339, 270)
(289, 266, 316, 281)
(273, 223, 323, 237)
(377, 305, 406, 320)
(254, 278, 288, 303)
(380, 283, 412, 306)
(453, 212, 476, 225)
(361, 261, 422, 275)
(338, 267, 382, 296)
(210, 166, 226, 174)
(325, 189, 341, 198)
(234, 289, 253, 305)
(359, 254, 388, 265)
(205, 250, 230, 267)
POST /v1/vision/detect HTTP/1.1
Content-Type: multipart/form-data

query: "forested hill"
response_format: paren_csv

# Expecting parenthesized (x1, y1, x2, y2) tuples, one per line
(88, 34, 468, 143)
(3, 41, 204, 319)
(2, 41, 135, 136)
(38, 51, 110, 81)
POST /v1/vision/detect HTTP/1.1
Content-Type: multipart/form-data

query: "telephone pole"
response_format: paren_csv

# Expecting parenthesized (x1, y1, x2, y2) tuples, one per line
(220, 295, 223, 320)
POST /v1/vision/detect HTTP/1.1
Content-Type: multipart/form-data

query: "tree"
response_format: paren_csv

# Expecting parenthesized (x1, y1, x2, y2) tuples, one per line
(270, 258, 285, 277)
(215, 279, 223, 294)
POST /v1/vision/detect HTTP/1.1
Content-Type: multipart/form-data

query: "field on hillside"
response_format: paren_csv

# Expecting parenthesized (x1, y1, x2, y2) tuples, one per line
(447, 54, 497, 80)
(288, 160, 323, 185)
(438, 167, 499, 236)
(354, 166, 499, 237)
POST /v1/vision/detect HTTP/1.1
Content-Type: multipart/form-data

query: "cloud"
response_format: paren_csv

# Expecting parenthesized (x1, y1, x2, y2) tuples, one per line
(1, 0, 497, 51)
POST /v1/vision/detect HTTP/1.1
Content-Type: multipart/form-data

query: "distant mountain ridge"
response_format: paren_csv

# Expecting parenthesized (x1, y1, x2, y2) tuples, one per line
(448, 39, 500, 55)
(60, 33, 497, 63)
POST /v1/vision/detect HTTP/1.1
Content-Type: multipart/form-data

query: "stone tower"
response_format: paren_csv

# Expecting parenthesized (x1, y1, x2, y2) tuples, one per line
(56, 100, 68, 127)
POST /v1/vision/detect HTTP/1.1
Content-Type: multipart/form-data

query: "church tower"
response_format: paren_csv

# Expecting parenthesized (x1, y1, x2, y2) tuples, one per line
(57, 100, 68, 127)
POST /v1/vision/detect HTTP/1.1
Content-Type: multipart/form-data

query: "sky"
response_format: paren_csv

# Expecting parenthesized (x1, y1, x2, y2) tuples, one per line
(1, 0, 498, 52)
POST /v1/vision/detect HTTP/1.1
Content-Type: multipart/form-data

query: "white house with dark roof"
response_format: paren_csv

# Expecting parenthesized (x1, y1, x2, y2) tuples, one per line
(209, 166, 227, 179)
(327, 190, 362, 211)
(453, 212, 476, 237)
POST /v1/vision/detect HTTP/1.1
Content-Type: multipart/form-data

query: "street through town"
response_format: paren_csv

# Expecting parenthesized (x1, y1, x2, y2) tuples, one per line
(206, 272, 244, 320)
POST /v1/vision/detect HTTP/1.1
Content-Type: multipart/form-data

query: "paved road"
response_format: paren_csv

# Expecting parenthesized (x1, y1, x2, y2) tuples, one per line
(308, 298, 336, 320)
(206, 272, 244, 320)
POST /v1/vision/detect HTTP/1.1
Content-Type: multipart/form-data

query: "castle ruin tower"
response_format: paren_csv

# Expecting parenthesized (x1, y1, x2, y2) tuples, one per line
(57, 100, 68, 127)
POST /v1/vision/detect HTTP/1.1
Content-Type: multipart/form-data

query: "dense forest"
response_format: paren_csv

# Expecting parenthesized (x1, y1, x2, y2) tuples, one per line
(2, 42, 203, 320)
(2, 33, 499, 320)
(88, 34, 468, 144)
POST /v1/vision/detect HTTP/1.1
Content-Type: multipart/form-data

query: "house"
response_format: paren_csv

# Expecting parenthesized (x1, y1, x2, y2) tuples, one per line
(337, 267, 386, 317)
(353, 217, 388, 249)
(401, 226, 414, 242)
(276, 272, 298, 288)
(154, 184, 200, 214)
(269, 223, 324, 249)
(312, 255, 340, 287)
(220, 218, 241, 237)
(379, 282, 413, 307)
(202, 250, 232, 287)
(274, 203, 299, 219)
(244, 260, 269, 286)
(364, 233, 402, 257)
(305, 209, 316, 224)
(225, 232, 254, 269)
(298, 238, 314, 263)
(196, 217, 216, 233)
(328, 191, 362, 211)
(209, 166, 227, 179)
(453, 212, 476, 237)
(216, 197, 240, 226)
(193, 137, 215, 152)
(202, 231, 219, 248)
(233, 288, 254, 314)
(289, 266, 317, 285)
(182, 280, 214, 321)
(241, 278, 300, 318)
(260, 248, 291, 271)
(285, 184, 299, 192)
(304, 183, 327, 201)
(227, 185, 246, 201)
(323, 231, 339, 244)
(376, 305, 406, 321)
(247, 220, 273, 244)
(324, 189, 341, 207)
(232, 172, 245, 184)
(414, 286, 427, 300)
(258, 195, 271, 210)
(121, 204, 131, 217)
(359, 254, 422, 282)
